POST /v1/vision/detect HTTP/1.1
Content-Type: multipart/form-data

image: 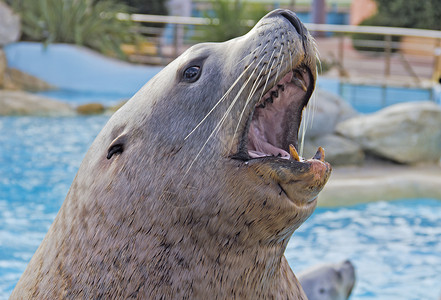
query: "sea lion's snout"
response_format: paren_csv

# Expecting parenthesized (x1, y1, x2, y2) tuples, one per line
(272, 9, 308, 43)
(280, 10, 306, 38)
(227, 9, 330, 206)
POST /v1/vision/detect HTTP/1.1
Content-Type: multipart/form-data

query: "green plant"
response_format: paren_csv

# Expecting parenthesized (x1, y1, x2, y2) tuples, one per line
(351, 0, 441, 53)
(351, 16, 401, 53)
(119, 0, 167, 15)
(373, 0, 441, 30)
(7, 0, 143, 58)
(119, 0, 168, 30)
(199, 0, 268, 42)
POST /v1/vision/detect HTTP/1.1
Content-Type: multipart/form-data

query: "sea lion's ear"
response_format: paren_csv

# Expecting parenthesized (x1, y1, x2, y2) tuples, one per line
(107, 134, 127, 159)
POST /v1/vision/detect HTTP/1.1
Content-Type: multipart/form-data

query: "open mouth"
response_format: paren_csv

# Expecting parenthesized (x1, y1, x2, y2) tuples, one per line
(233, 65, 325, 164)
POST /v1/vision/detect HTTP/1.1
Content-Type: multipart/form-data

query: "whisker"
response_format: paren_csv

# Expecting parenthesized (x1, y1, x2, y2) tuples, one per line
(299, 95, 312, 157)
(299, 54, 321, 157)
(288, 44, 294, 71)
(180, 65, 259, 184)
(299, 116, 307, 157)
(230, 59, 267, 149)
(274, 54, 285, 85)
(272, 45, 285, 87)
(258, 48, 277, 100)
(299, 89, 317, 158)
(309, 67, 320, 132)
(233, 44, 263, 68)
(184, 62, 256, 140)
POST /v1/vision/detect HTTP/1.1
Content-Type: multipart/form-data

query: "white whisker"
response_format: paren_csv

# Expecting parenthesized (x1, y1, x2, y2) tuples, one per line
(299, 97, 311, 157)
(233, 45, 262, 68)
(180, 65, 259, 184)
(273, 45, 285, 86)
(184, 62, 255, 140)
(230, 59, 267, 149)
(299, 88, 317, 158)
(258, 48, 277, 100)
(274, 54, 285, 84)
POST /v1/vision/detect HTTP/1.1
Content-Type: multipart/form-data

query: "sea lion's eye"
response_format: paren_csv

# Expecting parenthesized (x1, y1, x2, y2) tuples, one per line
(183, 66, 201, 82)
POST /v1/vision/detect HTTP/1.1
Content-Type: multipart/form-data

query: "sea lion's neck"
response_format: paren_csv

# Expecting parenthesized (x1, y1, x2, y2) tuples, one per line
(147, 210, 305, 298)
(181, 239, 304, 298)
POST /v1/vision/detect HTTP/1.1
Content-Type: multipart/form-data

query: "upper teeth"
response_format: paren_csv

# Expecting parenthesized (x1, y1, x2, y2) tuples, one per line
(255, 70, 307, 109)
(256, 84, 284, 108)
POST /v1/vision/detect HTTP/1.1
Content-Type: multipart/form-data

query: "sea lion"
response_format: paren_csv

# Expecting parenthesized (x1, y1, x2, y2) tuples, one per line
(11, 9, 331, 299)
(298, 260, 356, 300)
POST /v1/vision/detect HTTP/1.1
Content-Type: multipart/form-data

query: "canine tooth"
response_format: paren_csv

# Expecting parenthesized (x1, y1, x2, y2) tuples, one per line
(313, 147, 325, 162)
(289, 144, 300, 161)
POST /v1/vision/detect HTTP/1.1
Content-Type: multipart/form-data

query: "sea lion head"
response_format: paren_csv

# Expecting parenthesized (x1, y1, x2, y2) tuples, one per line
(82, 9, 330, 246)
(299, 260, 356, 300)
(12, 9, 331, 299)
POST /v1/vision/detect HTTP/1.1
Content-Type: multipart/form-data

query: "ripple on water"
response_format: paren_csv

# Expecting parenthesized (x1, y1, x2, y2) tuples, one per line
(0, 116, 109, 297)
(1, 116, 441, 299)
(287, 199, 441, 300)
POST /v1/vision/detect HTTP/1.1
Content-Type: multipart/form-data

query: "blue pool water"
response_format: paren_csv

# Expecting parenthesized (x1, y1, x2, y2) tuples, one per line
(1, 116, 441, 299)
(5, 43, 162, 95)
(37, 89, 133, 105)
(317, 78, 433, 114)
(2, 43, 441, 298)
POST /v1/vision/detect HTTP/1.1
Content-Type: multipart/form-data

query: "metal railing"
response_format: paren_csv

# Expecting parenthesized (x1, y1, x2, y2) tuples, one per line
(118, 13, 441, 90)
(306, 23, 441, 86)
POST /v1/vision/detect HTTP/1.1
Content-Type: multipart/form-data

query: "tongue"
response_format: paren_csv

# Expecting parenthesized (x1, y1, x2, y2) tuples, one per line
(247, 117, 290, 159)
(248, 143, 290, 159)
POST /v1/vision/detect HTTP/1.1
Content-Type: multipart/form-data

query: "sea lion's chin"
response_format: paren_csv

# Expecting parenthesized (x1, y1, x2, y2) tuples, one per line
(245, 155, 331, 207)
(232, 66, 331, 206)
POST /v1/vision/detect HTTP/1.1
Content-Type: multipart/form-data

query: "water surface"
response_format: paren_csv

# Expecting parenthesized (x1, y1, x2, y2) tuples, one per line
(1, 116, 440, 299)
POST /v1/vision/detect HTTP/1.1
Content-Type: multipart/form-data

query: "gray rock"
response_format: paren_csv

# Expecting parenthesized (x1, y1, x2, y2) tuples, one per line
(302, 134, 365, 166)
(76, 103, 105, 115)
(1, 48, 52, 91)
(336, 101, 441, 164)
(300, 89, 358, 139)
(3, 68, 53, 91)
(0, 1, 21, 46)
(319, 164, 441, 207)
(0, 90, 74, 116)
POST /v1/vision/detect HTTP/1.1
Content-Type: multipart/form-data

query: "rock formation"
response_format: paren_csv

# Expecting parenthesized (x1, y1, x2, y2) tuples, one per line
(0, 1, 21, 46)
(336, 101, 441, 164)
(0, 90, 74, 116)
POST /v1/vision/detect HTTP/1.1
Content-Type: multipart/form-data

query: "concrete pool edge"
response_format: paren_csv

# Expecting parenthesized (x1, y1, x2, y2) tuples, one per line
(318, 163, 441, 207)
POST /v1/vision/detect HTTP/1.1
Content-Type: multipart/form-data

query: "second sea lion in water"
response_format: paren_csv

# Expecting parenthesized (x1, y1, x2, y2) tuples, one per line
(299, 260, 356, 300)
(11, 9, 331, 299)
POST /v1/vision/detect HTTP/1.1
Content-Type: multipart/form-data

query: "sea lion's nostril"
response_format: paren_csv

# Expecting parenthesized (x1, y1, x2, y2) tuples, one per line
(280, 11, 305, 38)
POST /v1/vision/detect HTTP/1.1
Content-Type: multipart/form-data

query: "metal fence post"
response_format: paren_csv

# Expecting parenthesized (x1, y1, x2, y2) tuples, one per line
(433, 38, 441, 83)
(384, 34, 392, 78)
(338, 35, 344, 76)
